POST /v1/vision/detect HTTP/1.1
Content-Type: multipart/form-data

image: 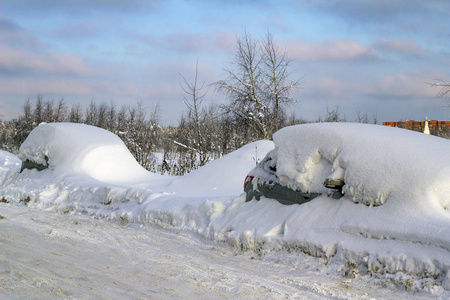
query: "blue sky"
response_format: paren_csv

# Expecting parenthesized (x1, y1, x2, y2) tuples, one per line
(1, 0, 449, 125)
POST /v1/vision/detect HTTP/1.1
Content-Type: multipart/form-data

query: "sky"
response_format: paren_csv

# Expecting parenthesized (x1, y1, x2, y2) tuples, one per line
(1, 0, 449, 125)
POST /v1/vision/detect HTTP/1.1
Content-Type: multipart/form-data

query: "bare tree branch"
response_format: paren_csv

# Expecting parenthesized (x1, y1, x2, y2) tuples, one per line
(214, 31, 301, 139)
(179, 59, 211, 165)
(431, 80, 450, 107)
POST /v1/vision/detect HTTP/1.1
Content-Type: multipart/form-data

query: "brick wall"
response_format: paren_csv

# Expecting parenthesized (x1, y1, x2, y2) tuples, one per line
(383, 120, 450, 132)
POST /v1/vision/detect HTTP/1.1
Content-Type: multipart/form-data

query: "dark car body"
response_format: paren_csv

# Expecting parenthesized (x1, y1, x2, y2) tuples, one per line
(244, 150, 344, 205)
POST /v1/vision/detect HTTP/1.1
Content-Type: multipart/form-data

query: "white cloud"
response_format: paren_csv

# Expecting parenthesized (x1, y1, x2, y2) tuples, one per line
(299, 69, 446, 103)
(286, 39, 379, 62)
(0, 77, 92, 95)
(0, 45, 95, 76)
(368, 70, 443, 98)
(373, 39, 425, 57)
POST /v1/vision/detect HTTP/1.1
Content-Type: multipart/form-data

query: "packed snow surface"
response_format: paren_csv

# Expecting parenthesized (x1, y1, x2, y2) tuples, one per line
(1, 122, 450, 297)
(3, 204, 428, 299)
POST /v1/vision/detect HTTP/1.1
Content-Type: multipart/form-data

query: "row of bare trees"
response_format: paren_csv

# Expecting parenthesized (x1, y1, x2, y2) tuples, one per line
(2, 94, 447, 175)
(0, 95, 383, 174)
(0, 97, 161, 169)
(0, 96, 274, 175)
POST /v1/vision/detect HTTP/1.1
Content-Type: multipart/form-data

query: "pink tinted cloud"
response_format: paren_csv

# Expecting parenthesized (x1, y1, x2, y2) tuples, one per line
(286, 39, 379, 62)
(214, 31, 237, 53)
(132, 32, 209, 53)
(0, 45, 95, 75)
(302, 77, 355, 99)
(0, 75, 180, 106)
(54, 21, 103, 39)
(369, 71, 439, 97)
(373, 39, 425, 57)
(0, 16, 43, 48)
(163, 32, 208, 53)
(301, 69, 443, 101)
(0, 76, 93, 95)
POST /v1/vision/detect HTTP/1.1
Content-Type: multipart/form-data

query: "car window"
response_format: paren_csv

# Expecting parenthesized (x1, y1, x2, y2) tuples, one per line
(260, 151, 277, 175)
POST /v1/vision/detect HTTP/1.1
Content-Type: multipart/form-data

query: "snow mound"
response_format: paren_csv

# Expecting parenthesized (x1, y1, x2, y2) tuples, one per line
(0, 150, 21, 182)
(273, 123, 450, 209)
(2, 123, 450, 295)
(168, 140, 274, 196)
(18, 123, 153, 184)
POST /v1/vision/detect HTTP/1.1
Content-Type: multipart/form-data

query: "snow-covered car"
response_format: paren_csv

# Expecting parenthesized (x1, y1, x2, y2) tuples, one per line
(17, 122, 153, 184)
(244, 149, 344, 205)
(243, 122, 450, 209)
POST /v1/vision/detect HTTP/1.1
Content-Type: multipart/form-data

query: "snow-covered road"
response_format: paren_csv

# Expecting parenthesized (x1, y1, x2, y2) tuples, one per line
(1, 204, 428, 300)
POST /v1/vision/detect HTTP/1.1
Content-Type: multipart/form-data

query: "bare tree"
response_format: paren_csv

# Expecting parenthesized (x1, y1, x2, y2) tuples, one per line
(34, 95, 43, 125)
(106, 100, 117, 132)
(85, 101, 98, 125)
(116, 105, 128, 135)
(262, 32, 300, 136)
(54, 99, 67, 122)
(356, 110, 369, 123)
(123, 101, 159, 171)
(69, 104, 83, 123)
(22, 100, 33, 125)
(216, 32, 264, 138)
(215, 31, 300, 139)
(324, 105, 346, 122)
(371, 113, 379, 125)
(97, 102, 108, 129)
(43, 99, 54, 122)
(356, 110, 379, 124)
(432, 79, 450, 107)
(11, 99, 34, 149)
(179, 59, 210, 165)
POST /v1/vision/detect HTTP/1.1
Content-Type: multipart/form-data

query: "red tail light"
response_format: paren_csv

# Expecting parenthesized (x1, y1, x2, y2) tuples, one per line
(244, 175, 254, 190)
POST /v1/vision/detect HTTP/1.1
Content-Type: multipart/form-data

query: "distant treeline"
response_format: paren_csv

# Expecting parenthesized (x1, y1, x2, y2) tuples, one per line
(1, 97, 447, 175)
(0, 97, 296, 175)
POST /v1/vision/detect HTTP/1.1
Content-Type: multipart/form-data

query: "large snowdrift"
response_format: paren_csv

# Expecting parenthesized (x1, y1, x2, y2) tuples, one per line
(18, 122, 155, 184)
(1, 122, 449, 295)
